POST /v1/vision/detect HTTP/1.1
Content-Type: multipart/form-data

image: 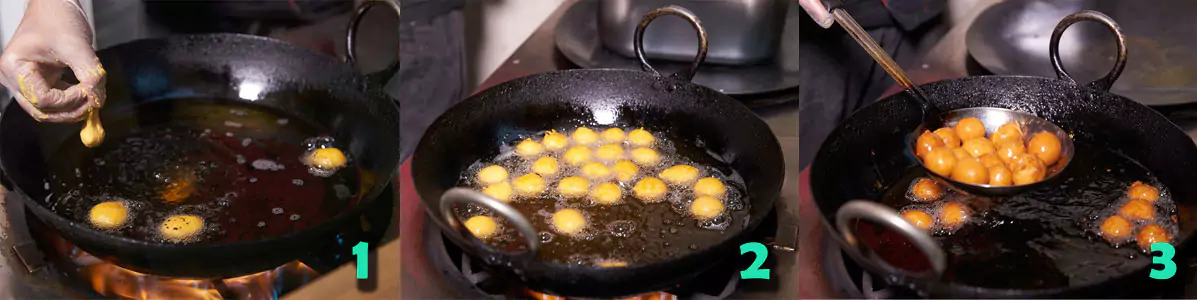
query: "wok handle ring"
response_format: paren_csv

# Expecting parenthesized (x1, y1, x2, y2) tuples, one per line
(1049, 10, 1127, 92)
(439, 188, 542, 264)
(835, 200, 947, 279)
(345, 0, 402, 90)
(633, 5, 709, 82)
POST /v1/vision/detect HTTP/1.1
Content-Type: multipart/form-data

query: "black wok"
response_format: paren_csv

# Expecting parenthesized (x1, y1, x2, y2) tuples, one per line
(811, 12, 1197, 298)
(411, 6, 783, 298)
(0, 1, 401, 278)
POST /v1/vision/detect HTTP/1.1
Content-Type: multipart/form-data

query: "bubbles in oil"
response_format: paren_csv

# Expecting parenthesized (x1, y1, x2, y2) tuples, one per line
(300, 136, 349, 178)
(252, 159, 286, 171)
(606, 220, 637, 238)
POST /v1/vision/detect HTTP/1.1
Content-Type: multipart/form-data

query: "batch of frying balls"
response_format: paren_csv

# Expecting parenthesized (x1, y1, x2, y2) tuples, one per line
(915, 117, 1063, 186)
(899, 178, 972, 234)
(1098, 181, 1175, 252)
(462, 127, 731, 240)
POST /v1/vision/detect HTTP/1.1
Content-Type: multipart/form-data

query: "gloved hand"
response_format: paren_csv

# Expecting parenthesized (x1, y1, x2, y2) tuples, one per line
(0, 0, 105, 123)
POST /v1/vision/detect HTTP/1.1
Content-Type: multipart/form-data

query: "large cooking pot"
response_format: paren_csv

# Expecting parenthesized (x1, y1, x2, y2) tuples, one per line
(0, 1, 401, 279)
(810, 11, 1197, 298)
(412, 6, 784, 298)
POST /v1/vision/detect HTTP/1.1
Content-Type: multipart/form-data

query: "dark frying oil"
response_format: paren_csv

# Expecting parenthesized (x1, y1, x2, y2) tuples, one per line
(48, 100, 363, 245)
(868, 142, 1177, 289)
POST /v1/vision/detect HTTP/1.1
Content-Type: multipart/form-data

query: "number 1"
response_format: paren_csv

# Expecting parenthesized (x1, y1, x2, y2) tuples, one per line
(353, 241, 369, 279)
(739, 242, 771, 280)
(1150, 242, 1177, 280)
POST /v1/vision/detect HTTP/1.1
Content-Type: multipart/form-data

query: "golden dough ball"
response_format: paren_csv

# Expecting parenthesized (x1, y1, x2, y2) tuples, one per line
(601, 128, 626, 143)
(595, 144, 625, 161)
(572, 127, 600, 145)
(89, 201, 129, 230)
(591, 182, 623, 204)
(558, 176, 591, 198)
(961, 137, 995, 158)
(1010, 155, 1046, 185)
(954, 117, 987, 140)
(693, 177, 727, 198)
(580, 162, 612, 180)
(933, 128, 962, 148)
(304, 148, 348, 170)
(690, 196, 725, 220)
(512, 174, 547, 196)
(599, 260, 628, 268)
(482, 182, 514, 202)
(552, 209, 587, 235)
(990, 122, 1023, 146)
(464, 216, 499, 239)
(476, 165, 509, 185)
(633, 177, 668, 202)
(988, 165, 1013, 187)
(542, 130, 570, 151)
(901, 210, 934, 231)
(563, 146, 593, 166)
(1128, 181, 1161, 203)
(995, 141, 1027, 166)
(1100, 215, 1133, 243)
(659, 165, 700, 186)
(1137, 224, 1171, 252)
(515, 139, 545, 157)
(1027, 132, 1063, 166)
(612, 160, 639, 182)
(979, 153, 1004, 169)
(950, 157, 989, 185)
(532, 156, 559, 176)
(938, 201, 970, 230)
(1118, 199, 1156, 221)
(916, 130, 944, 159)
(910, 178, 943, 202)
(627, 128, 655, 147)
(922, 147, 957, 177)
(160, 215, 204, 243)
(630, 147, 661, 166)
(951, 148, 971, 160)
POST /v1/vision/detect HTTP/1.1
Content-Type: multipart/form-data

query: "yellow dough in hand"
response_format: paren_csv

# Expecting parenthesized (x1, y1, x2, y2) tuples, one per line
(601, 128, 626, 143)
(89, 201, 129, 230)
(580, 162, 612, 180)
(633, 177, 668, 202)
(690, 196, 725, 220)
(542, 130, 569, 151)
(659, 165, 700, 186)
(552, 209, 587, 235)
(160, 214, 204, 243)
(304, 148, 348, 170)
(563, 146, 593, 166)
(515, 139, 545, 157)
(532, 156, 559, 176)
(590, 182, 623, 204)
(482, 181, 513, 202)
(558, 176, 591, 198)
(476, 165, 508, 185)
(612, 160, 639, 182)
(512, 174, 547, 196)
(572, 127, 599, 145)
(693, 177, 726, 198)
(630, 147, 660, 166)
(464, 216, 498, 239)
(80, 109, 105, 148)
(627, 128, 654, 147)
(595, 144, 625, 161)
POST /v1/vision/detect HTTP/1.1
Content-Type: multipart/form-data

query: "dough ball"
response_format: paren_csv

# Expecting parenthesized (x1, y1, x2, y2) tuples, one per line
(938, 201, 970, 231)
(595, 144, 625, 161)
(1118, 199, 1155, 221)
(464, 215, 498, 239)
(599, 260, 628, 268)
(515, 139, 545, 157)
(633, 177, 668, 202)
(933, 128, 962, 149)
(1027, 132, 1063, 166)
(951, 148, 971, 161)
(1137, 224, 1171, 252)
(990, 122, 1023, 146)
(690, 196, 725, 220)
(591, 182, 623, 204)
(659, 165, 700, 186)
(482, 181, 513, 202)
(552, 209, 587, 235)
(630, 147, 660, 166)
(580, 162, 612, 180)
(512, 174, 547, 196)
(979, 153, 1004, 169)
(922, 147, 956, 177)
(601, 128, 626, 143)
(476, 165, 509, 185)
(961, 137, 995, 158)
(563, 146, 593, 166)
(612, 160, 639, 183)
(1010, 155, 1046, 185)
(693, 177, 727, 198)
(916, 130, 944, 159)
(1100, 215, 1133, 243)
(988, 165, 1013, 187)
(542, 130, 570, 151)
(909, 178, 943, 202)
(532, 156, 559, 176)
(627, 128, 655, 147)
(572, 127, 599, 146)
(950, 157, 988, 185)
(558, 176, 591, 198)
(160, 215, 204, 243)
(1128, 181, 1160, 203)
(995, 141, 1026, 166)
(89, 201, 129, 230)
(304, 147, 348, 170)
(954, 117, 986, 140)
(901, 210, 933, 231)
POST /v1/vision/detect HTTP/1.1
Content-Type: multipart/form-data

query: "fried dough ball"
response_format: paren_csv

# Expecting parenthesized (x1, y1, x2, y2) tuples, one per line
(612, 160, 639, 182)
(961, 137, 996, 158)
(591, 182, 623, 204)
(1128, 181, 1160, 203)
(933, 128, 962, 149)
(543, 130, 570, 151)
(693, 177, 727, 198)
(633, 177, 668, 202)
(563, 146, 593, 166)
(995, 141, 1027, 165)
(628, 128, 655, 147)
(1137, 224, 1171, 252)
(1010, 155, 1046, 185)
(552, 209, 587, 235)
(89, 201, 129, 230)
(659, 165, 700, 186)
(901, 210, 934, 231)
(951, 148, 971, 160)
(990, 122, 1023, 146)
(1027, 132, 1062, 166)
(476, 165, 509, 185)
(515, 139, 545, 157)
(910, 178, 943, 202)
(464, 216, 498, 239)
(988, 165, 1013, 187)
(160, 215, 204, 243)
(950, 157, 989, 185)
(595, 144, 625, 161)
(630, 147, 661, 166)
(599, 261, 628, 268)
(1100, 215, 1133, 243)
(690, 196, 725, 220)
(512, 174, 547, 196)
(1118, 199, 1155, 221)
(954, 117, 987, 140)
(304, 148, 348, 170)
(601, 128, 626, 143)
(482, 182, 513, 202)
(581, 162, 612, 180)
(532, 156, 559, 176)
(573, 127, 599, 145)
(923, 147, 957, 177)
(979, 153, 1004, 169)
(916, 130, 944, 159)
(939, 201, 970, 230)
(558, 176, 591, 198)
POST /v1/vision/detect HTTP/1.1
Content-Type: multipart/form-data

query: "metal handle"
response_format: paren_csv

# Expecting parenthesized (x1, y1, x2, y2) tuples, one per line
(345, 0, 402, 90)
(439, 188, 541, 265)
(633, 5, 708, 82)
(835, 200, 946, 279)
(1049, 10, 1127, 92)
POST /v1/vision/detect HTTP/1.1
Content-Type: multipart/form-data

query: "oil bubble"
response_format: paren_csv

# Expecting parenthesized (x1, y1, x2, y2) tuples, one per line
(272, 207, 284, 215)
(606, 220, 637, 238)
(289, 214, 301, 221)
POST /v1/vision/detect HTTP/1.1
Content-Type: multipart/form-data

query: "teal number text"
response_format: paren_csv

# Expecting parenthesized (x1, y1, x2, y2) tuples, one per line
(353, 242, 369, 279)
(739, 242, 771, 280)
(1149, 242, 1177, 280)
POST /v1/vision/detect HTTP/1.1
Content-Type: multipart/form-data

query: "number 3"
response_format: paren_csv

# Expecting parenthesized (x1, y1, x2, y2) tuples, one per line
(740, 242, 771, 280)
(1150, 242, 1177, 280)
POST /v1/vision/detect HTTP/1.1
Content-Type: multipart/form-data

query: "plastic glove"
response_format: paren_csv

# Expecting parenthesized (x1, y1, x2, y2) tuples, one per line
(799, 0, 835, 29)
(0, 0, 105, 123)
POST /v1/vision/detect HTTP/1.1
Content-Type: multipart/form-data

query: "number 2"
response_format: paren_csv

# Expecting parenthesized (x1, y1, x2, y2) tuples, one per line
(1150, 242, 1177, 280)
(353, 241, 369, 279)
(739, 242, 771, 280)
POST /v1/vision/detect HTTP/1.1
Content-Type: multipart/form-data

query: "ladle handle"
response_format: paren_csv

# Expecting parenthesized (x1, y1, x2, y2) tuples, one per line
(439, 188, 541, 266)
(345, 0, 402, 90)
(634, 5, 708, 82)
(1049, 10, 1127, 92)
(835, 200, 947, 279)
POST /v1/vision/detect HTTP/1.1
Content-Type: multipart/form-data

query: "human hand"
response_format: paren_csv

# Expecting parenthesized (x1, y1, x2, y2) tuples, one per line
(0, 0, 105, 123)
(799, 0, 834, 29)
